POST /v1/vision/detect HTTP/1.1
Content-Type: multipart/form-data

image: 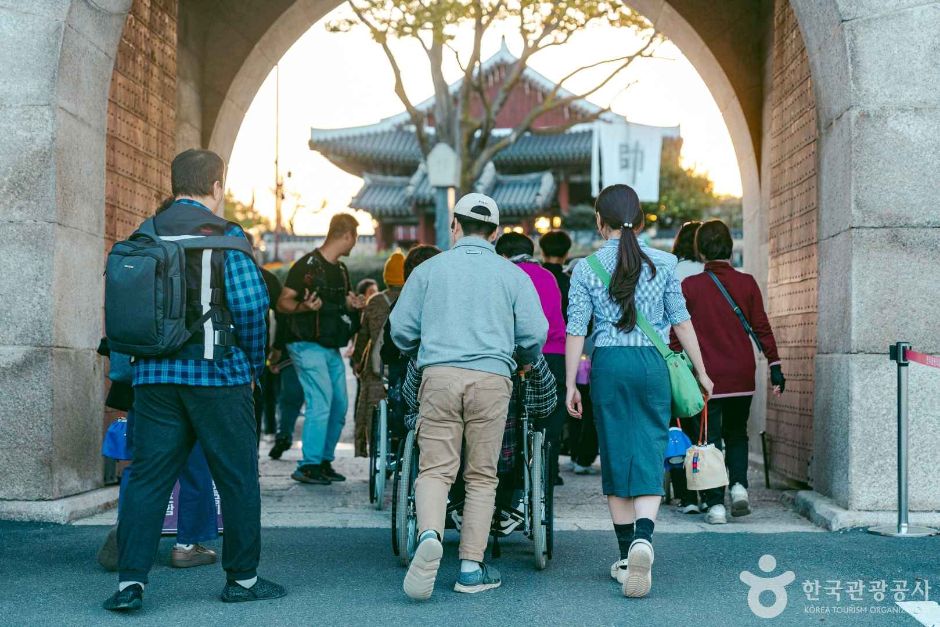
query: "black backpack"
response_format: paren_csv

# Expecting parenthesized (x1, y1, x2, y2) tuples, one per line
(104, 219, 255, 358)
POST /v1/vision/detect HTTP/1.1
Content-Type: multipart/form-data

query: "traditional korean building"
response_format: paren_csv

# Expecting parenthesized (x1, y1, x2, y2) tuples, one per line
(309, 41, 679, 249)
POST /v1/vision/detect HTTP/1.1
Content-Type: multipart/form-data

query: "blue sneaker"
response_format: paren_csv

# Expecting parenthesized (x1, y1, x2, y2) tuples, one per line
(454, 562, 501, 594)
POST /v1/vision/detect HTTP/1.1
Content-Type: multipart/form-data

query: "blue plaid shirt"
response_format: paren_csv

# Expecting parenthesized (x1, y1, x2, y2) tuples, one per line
(133, 204, 268, 387)
(567, 238, 690, 347)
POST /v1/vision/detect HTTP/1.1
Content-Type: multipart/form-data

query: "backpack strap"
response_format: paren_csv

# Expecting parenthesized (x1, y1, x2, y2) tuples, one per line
(584, 254, 670, 360)
(705, 271, 764, 354)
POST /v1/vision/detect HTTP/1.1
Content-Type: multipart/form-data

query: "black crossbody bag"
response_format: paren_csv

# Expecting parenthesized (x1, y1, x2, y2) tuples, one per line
(705, 271, 765, 354)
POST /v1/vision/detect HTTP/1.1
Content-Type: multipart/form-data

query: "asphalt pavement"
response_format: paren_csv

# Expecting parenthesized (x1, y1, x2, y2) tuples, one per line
(1, 523, 934, 626)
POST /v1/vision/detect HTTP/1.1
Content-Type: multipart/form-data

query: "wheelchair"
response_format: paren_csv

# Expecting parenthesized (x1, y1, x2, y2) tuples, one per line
(368, 374, 408, 511)
(390, 373, 554, 570)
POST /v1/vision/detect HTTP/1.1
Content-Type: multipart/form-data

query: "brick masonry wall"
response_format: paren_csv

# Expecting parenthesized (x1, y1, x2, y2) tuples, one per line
(103, 0, 177, 435)
(765, 0, 818, 484)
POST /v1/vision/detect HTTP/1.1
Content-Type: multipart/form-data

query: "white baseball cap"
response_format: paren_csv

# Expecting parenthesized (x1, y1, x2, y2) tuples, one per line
(453, 193, 500, 226)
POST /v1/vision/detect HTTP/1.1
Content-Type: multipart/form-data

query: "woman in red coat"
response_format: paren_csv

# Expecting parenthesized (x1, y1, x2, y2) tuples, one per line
(670, 220, 785, 524)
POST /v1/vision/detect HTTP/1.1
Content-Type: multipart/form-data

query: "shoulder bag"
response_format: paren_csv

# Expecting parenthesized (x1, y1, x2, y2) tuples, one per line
(585, 254, 705, 418)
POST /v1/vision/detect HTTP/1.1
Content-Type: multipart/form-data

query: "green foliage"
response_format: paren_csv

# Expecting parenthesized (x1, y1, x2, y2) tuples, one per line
(223, 191, 271, 232)
(562, 204, 597, 231)
(642, 160, 717, 230)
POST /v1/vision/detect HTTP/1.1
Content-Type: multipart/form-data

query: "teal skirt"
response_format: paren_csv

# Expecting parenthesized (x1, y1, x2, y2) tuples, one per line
(590, 346, 671, 497)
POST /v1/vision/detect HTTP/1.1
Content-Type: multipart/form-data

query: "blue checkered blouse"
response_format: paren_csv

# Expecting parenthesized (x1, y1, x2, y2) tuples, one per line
(133, 217, 268, 387)
(566, 238, 690, 347)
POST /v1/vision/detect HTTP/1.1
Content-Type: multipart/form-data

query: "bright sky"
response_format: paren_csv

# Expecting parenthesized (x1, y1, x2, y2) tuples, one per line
(227, 4, 742, 236)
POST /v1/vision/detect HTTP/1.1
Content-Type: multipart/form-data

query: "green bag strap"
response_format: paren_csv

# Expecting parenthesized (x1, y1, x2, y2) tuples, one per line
(584, 254, 671, 360)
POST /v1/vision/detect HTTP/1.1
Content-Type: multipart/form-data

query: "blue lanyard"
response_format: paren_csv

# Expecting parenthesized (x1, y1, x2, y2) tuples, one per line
(175, 198, 210, 212)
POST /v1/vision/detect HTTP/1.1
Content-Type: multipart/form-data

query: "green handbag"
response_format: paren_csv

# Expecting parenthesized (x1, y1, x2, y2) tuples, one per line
(585, 255, 705, 418)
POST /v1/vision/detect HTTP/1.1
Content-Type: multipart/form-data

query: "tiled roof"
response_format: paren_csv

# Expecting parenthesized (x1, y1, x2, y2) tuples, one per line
(311, 128, 593, 175)
(350, 164, 556, 220)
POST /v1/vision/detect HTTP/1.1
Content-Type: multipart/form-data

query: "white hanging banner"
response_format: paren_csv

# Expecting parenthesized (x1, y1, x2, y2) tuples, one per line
(591, 119, 680, 202)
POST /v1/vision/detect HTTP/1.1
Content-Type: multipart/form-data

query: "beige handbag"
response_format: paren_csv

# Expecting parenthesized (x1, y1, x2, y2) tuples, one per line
(684, 404, 729, 491)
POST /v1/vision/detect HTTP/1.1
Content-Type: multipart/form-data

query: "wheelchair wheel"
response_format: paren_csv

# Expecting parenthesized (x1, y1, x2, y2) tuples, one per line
(529, 430, 548, 570)
(391, 436, 405, 556)
(373, 400, 389, 510)
(395, 429, 419, 567)
(544, 438, 554, 561)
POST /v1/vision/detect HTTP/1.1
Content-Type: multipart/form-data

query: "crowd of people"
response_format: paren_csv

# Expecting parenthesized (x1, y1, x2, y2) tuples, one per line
(99, 149, 783, 611)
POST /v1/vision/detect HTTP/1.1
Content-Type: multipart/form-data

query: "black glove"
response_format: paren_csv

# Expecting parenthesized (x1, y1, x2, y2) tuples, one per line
(770, 364, 786, 393)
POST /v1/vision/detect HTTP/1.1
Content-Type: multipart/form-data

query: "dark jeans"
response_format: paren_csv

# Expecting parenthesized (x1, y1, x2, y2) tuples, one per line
(275, 364, 305, 441)
(542, 354, 567, 482)
(670, 396, 753, 507)
(255, 366, 279, 436)
(566, 383, 599, 467)
(117, 384, 259, 584)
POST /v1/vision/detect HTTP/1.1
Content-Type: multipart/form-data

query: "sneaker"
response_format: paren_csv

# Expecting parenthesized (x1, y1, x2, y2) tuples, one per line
(321, 461, 346, 482)
(268, 436, 292, 460)
(403, 532, 443, 600)
(730, 483, 751, 517)
(291, 465, 330, 485)
(454, 562, 502, 594)
(705, 504, 728, 524)
(97, 526, 118, 572)
(610, 558, 629, 584)
(102, 584, 143, 612)
(678, 503, 700, 515)
(171, 544, 217, 568)
(554, 474, 565, 486)
(220, 578, 287, 603)
(491, 511, 521, 537)
(572, 463, 599, 475)
(450, 509, 463, 531)
(623, 539, 654, 598)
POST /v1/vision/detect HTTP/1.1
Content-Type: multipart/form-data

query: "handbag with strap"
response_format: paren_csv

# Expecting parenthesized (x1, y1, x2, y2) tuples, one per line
(684, 403, 729, 490)
(665, 418, 693, 469)
(585, 254, 705, 418)
(705, 271, 764, 354)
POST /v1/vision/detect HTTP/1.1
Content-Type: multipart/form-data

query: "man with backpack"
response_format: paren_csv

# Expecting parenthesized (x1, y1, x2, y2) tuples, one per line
(102, 149, 284, 611)
(276, 213, 365, 485)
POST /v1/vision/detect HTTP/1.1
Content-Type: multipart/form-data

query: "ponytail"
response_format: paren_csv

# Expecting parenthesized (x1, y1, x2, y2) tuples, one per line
(594, 184, 655, 332)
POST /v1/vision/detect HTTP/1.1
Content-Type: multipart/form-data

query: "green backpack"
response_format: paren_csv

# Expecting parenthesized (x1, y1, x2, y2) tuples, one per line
(585, 255, 705, 418)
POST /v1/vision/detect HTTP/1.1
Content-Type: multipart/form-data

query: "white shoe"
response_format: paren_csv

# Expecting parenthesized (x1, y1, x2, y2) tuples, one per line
(610, 558, 629, 583)
(730, 483, 751, 517)
(678, 503, 700, 515)
(450, 509, 463, 531)
(705, 504, 728, 525)
(622, 540, 654, 598)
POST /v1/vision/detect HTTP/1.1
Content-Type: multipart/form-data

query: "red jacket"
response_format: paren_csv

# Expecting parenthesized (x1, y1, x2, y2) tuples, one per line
(669, 262, 780, 397)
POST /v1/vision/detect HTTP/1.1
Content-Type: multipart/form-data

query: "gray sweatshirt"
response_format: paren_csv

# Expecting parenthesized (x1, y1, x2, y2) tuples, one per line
(390, 237, 548, 377)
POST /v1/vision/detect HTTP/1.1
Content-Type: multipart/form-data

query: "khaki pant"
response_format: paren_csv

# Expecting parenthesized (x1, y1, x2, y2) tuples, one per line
(415, 366, 512, 562)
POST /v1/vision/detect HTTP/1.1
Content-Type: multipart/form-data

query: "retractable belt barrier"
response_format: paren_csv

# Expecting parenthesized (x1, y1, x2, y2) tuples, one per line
(869, 342, 939, 538)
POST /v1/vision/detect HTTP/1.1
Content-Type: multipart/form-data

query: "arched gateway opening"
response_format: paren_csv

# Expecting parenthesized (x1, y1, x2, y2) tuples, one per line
(3, 0, 938, 522)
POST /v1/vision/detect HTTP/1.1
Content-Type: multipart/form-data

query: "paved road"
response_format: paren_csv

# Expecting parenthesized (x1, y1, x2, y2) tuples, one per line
(2, 523, 933, 626)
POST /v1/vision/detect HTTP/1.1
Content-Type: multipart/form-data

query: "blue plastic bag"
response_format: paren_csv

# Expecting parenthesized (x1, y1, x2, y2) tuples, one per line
(664, 425, 692, 469)
(102, 417, 132, 460)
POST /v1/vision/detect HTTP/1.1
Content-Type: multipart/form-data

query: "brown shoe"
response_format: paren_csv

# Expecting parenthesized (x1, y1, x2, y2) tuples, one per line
(171, 544, 217, 568)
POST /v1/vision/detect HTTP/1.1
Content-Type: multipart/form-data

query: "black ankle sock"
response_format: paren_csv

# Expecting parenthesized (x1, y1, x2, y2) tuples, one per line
(613, 523, 634, 560)
(634, 518, 655, 543)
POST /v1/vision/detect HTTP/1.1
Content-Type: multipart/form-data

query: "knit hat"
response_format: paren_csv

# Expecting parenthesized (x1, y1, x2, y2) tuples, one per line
(383, 251, 405, 287)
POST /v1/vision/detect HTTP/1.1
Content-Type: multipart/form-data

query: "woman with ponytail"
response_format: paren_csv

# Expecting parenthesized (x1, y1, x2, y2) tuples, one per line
(565, 184, 712, 599)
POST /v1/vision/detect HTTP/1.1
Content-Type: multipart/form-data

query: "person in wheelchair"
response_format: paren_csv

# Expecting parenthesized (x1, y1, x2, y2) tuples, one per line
(400, 351, 557, 541)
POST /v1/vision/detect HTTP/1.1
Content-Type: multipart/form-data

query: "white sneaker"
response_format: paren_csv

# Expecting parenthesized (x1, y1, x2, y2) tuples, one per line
(573, 463, 599, 475)
(705, 504, 728, 525)
(610, 558, 629, 583)
(623, 540, 654, 598)
(450, 509, 463, 531)
(678, 503, 700, 514)
(730, 483, 751, 517)
(403, 533, 443, 600)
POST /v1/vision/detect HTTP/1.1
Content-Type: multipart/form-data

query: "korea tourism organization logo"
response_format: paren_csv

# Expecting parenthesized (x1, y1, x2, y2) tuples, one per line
(739, 554, 934, 619)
